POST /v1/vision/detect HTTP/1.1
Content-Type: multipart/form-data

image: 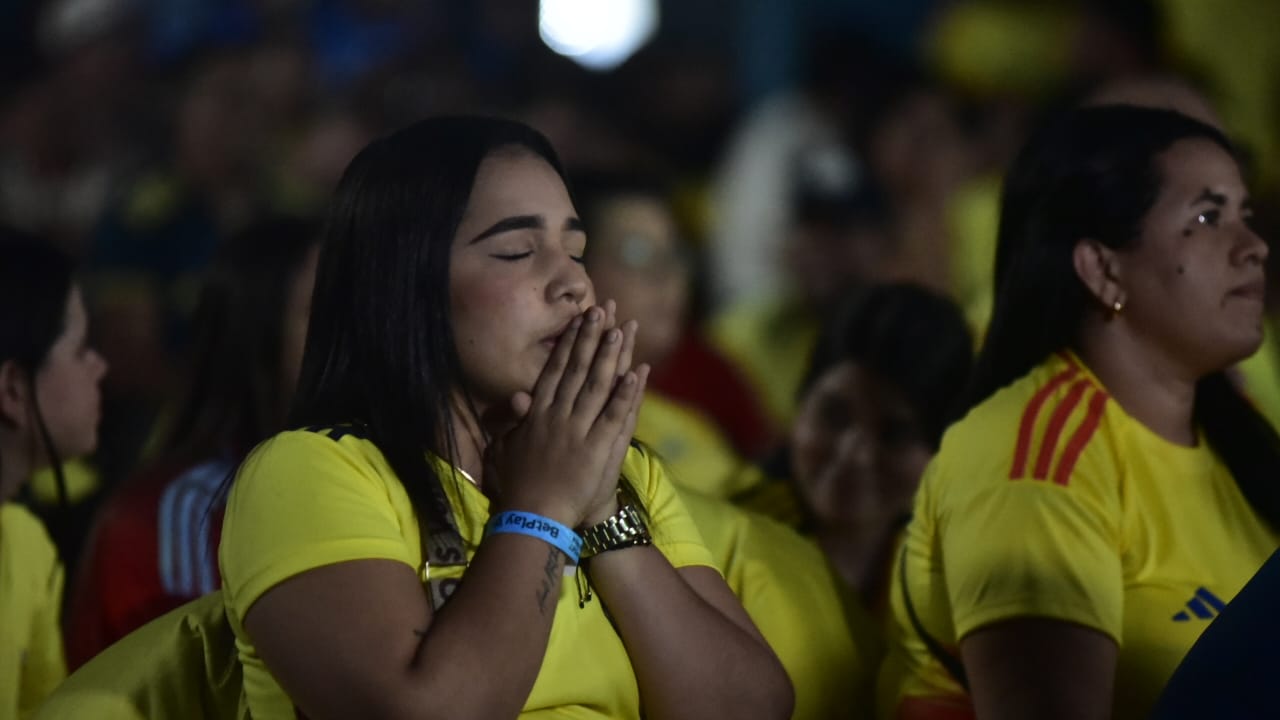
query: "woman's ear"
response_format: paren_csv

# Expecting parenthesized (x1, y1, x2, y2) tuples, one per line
(0, 359, 31, 428)
(1072, 238, 1126, 312)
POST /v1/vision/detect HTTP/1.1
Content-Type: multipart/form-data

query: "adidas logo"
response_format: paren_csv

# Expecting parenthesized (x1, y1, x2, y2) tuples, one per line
(1171, 587, 1227, 621)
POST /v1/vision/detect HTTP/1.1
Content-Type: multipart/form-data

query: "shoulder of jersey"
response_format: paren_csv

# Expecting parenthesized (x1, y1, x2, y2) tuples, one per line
(944, 354, 1111, 487)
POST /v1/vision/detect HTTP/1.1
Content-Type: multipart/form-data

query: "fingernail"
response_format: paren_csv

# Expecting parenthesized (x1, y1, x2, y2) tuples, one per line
(587, 307, 601, 323)
(571, 316, 582, 329)
(624, 372, 636, 385)
(605, 328, 619, 343)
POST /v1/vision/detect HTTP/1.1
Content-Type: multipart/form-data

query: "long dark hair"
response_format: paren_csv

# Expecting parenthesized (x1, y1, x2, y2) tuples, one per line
(967, 104, 1280, 530)
(803, 283, 974, 450)
(0, 229, 76, 502)
(160, 217, 318, 462)
(287, 116, 567, 540)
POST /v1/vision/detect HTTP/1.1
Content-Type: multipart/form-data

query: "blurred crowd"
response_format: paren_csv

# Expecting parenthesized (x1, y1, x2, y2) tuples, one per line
(7, 0, 1280, 717)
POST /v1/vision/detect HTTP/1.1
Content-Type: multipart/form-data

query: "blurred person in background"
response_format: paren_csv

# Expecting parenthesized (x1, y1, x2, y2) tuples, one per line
(0, 231, 108, 716)
(712, 138, 895, 429)
(577, 174, 775, 497)
(849, 61, 978, 297)
(681, 282, 972, 719)
(84, 50, 276, 490)
(783, 284, 972, 607)
(881, 105, 1280, 720)
(0, 0, 144, 255)
(65, 217, 319, 669)
(732, 283, 971, 605)
(708, 32, 872, 312)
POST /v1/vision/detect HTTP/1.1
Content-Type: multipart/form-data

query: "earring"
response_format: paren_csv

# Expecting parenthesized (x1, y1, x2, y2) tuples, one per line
(1112, 299, 1124, 314)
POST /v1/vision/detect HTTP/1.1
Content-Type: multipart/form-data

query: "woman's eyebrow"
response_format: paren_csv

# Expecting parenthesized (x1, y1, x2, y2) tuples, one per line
(469, 215, 544, 244)
(1190, 188, 1227, 207)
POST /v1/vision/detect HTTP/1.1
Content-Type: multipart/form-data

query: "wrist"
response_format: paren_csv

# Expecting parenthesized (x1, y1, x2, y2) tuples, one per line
(485, 510, 583, 564)
(577, 502, 651, 559)
(579, 494, 620, 527)
(491, 496, 579, 529)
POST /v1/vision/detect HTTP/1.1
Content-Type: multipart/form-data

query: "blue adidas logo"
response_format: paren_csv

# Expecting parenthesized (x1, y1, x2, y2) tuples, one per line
(1171, 587, 1226, 622)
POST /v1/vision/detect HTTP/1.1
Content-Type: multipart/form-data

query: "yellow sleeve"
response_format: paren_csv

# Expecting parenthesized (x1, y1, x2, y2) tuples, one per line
(939, 447, 1123, 644)
(19, 531, 65, 718)
(626, 446, 715, 571)
(219, 432, 417, 622)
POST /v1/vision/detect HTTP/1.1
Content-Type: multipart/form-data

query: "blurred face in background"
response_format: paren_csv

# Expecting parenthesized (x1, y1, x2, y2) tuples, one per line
(34, 285, 108, 466)
(867, 88, 973, 202)
(785, 216, 892, 310)
(585, 194, 691, 367)
(790, 361, 931, 530)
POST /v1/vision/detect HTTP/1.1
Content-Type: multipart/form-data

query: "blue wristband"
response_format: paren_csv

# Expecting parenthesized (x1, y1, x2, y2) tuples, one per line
(485, 511, 582, 565)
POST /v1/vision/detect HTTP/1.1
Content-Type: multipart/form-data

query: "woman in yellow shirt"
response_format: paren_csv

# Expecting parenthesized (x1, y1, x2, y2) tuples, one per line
(0, 233, 109, 717)
(882, 105, 1280, 719)
(218, 116, 792, 719)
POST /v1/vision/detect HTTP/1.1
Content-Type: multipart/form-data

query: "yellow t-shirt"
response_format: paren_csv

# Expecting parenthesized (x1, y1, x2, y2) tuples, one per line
(880, 352, 1280, 720)
(34, 591, 241, 720)
(0, 503, 66, 719)
(635, 392, 758, 499)
(709, 296, 820, 429)
(219, 428, 715, 719)
(677, 488, 872, 720)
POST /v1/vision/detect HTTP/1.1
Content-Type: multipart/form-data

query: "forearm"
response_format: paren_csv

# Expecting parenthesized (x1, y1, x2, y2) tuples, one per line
(245, 529, 577, 720)
(410, 532, 569, 718)
(586, 547, 794, 720)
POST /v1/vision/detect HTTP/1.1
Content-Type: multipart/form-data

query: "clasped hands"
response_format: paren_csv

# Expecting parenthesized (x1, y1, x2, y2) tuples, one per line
(484, 300, 648, 530)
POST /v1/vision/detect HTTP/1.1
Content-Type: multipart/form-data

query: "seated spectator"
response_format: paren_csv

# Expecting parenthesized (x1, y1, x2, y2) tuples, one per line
(0, 232, 108, 715)
(576, 175, 773, 497)
(880, 106, 1280, 720)
(217, 116, 792, 718)
(781, 283, 971, 606)
(66, 217, 318, 668)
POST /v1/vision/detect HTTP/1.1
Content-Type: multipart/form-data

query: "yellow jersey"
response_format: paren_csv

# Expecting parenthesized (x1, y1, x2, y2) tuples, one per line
(0, 503, 66, 719)
(881, 352, 1280, 719)
(635, 392, 758, 499)
(710, 296, 820, 428)
(677, 488, 873, 720)
(219, 428, 715, 719)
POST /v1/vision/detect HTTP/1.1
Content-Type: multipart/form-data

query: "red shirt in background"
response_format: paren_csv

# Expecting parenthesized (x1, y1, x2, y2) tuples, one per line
(65, 456, 231, 669)
(650, 330, 778, 460)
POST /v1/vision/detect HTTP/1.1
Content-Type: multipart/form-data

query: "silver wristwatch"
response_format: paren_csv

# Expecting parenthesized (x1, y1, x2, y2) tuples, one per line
(578, 504, 652, 558)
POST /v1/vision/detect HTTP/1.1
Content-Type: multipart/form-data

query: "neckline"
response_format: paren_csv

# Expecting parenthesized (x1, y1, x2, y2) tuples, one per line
(1059, 350, 1206, 457)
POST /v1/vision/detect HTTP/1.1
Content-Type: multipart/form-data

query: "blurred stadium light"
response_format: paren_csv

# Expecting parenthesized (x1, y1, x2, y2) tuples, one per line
(539, 0, 658, 72)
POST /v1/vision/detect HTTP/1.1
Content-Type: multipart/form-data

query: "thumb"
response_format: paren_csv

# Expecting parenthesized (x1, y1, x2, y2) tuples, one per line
(510, 391, 532, 419)
(480, 391, 533, 438)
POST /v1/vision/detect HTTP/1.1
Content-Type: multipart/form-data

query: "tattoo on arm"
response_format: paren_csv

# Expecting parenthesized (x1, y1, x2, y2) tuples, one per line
(536, 546, 563, 615)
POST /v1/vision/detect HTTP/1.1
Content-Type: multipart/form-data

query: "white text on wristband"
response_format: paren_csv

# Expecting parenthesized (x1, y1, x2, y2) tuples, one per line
(485, 511, 583, 565)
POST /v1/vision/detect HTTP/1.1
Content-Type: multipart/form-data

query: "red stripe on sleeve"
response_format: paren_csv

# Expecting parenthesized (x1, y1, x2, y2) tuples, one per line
(1053, 390, 1108, 486)
(1033, 378, 1090, 480)
(1010, 366, 1079, 478)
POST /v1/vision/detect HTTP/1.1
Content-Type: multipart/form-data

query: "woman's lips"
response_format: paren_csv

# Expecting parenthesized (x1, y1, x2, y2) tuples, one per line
(1228, 279, 1266, 302)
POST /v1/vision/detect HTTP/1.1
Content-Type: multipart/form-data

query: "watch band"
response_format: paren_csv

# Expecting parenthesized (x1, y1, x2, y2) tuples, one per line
(578, 503, 651, 558)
